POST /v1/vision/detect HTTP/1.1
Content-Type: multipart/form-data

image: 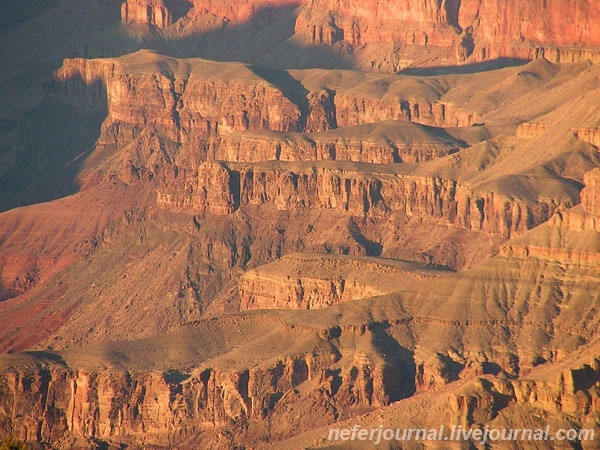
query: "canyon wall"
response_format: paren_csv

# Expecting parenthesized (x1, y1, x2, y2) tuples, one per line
(239, 253, 441, 310)
(52, 55, 303, 147)
(296, 0, 600, 63)
(0, 341, 413, 448)
(121, 0, 172, 29)
(500, 168, 600, 266)
(447, 359, 600, 428)
(211, 127, 461, 164)
(581, 168, 600, 216)
(52, 54, 478, 148)
(0, 344, 597, 448)
(156, 162, 565, 239)
(119, 0, 600, 69)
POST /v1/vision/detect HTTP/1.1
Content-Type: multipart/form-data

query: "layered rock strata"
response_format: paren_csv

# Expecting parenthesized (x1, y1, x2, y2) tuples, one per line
(239, 253, 443, 310)
(156, 161, 566, 240)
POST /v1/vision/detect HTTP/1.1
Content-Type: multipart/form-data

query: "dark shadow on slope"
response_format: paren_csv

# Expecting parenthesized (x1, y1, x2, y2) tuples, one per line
(399, 58, 530, 76)
(1, 75, 107, 211)
(250, 64, 310, 130)
(369, 321, 416, 400)
(0, 0, 60, 37)
(479, 378, 513, 419)
(0, 0, 134, 211)
(419, 123, 469, 148)
(22, 350, 68, 367)
(349, 219, 383, 257)
(162, 4, 354, 70)
(164, 0, 192, 23)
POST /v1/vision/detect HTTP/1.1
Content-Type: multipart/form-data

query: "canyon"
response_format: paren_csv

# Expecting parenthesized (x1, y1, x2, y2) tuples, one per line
(0, 1, 599, 449)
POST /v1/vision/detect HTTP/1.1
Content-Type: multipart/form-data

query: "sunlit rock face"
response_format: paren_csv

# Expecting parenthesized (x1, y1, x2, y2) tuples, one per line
(1, 1, 600, 449)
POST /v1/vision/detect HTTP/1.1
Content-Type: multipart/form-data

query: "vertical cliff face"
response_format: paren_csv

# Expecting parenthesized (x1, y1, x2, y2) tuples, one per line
(296, 0, 462, 47)
(53, 54, 303, 147)
(295, 0, 600, 66)
(121, 0, 172, 29)
(332, 94, 479, 128)
(211, 126, 461, 164)
(581, 168, 600, 217)
(121, 0, 304, 30)
(239, 253, 442, 310)
(155, 162, 564, 240)
(0, 327, 414, 449)
(114, 0, 600, 69)
(458, 0, 600, 53)
(0, 327, 598, 448)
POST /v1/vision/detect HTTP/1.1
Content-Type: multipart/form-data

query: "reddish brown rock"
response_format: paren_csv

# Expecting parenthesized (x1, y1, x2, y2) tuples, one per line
(581, 168, 600, 217)
(54, 54, 303, 147)
(239, 253, 441, 310)
(296, 0, 600, 65)
(121, 0, 172, 29)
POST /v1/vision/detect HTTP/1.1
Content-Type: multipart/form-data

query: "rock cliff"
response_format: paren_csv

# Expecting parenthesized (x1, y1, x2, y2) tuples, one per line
(155, 161, 564, 239)
(1, 7, 600, 448)
(295, 0, 600, 68)
(121, 0, 172, 29)
(211, 121, 463, 164)
(581, 168, 600, 216)
(239, 253, 443, 310)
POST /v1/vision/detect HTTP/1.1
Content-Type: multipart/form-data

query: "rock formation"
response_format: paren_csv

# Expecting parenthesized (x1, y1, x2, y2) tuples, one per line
(121, 0, 172, 29)
(296, 0, 600, 67)
(581, 168, 600, 217)
(1, 2, 600, 449)
(239, 253, 443, 310)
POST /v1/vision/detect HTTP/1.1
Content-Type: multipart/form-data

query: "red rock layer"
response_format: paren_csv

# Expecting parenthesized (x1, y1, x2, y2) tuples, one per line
(297, 0, 600, 62)
(155, 162, 565, 239)
(53, 55, 303, 145)
(121, 0, 172, 29)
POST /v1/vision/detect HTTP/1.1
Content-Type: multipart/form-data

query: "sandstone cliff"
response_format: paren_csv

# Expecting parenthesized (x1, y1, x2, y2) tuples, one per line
(0, 311, 598, 449)
(239, 253, 443, 310)
(155, 161, 565, 240)
(295, 0, 600, 69)
(211, 121, 464, 164)
(121, 0, 172, 29)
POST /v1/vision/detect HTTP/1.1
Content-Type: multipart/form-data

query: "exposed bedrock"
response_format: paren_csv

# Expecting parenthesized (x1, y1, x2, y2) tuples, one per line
(156, 162, 565, 240)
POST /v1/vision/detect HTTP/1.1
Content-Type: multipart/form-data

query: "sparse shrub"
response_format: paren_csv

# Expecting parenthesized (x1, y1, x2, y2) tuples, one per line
(0, 436, 27, 450)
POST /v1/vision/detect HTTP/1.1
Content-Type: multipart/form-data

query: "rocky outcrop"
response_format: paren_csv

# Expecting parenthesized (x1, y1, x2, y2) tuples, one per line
(296, 0, 600, 65)
(50, 59, 110, 114)
(156, 161, 235, 214)
(516, 123, 548, 139)
(1, 335, 597, 448)
(239, 253, 441, 310)
(51, 52, 484, 149)
(333, 94, 480, 128)
(296, 0, 462, 49)
(156, 162, 564, 239)
(450, 358, 600, 429)
(581, 168, 600, 217)
(121, 0, 171, 29)
(500, 168, 600, 266)
(0, 344, 410, 448)
(534, 47, 600, 65)
(211, 126, 461, 164)
(575, 128, 600, 147)
(53, 55, 303, 147)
